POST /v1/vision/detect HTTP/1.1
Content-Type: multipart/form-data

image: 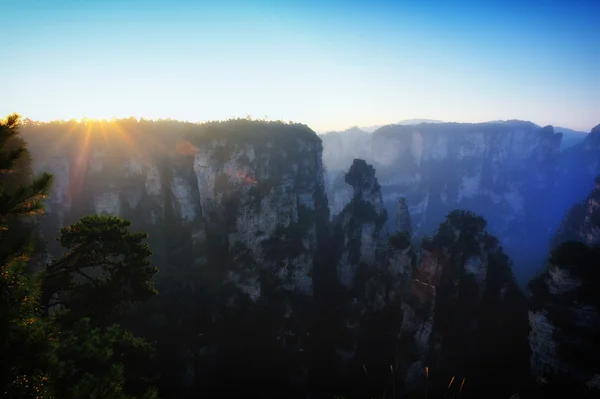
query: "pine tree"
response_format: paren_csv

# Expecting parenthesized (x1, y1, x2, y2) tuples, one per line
(0, 113, 55, 398)
(43, 215, 159, 399)
(44, 215, 158, 325)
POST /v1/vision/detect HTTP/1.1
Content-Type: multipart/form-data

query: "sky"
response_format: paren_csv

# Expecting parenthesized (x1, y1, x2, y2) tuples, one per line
(2, 0, 599, 132)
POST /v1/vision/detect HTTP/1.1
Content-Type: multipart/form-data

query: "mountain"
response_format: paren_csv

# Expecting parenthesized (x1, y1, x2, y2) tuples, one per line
(322, 121, 600, 284)
(554, 126, 588, 150)
(18, 117, 600, 398)
(359, 119, 445, 133)
(25, 119, 329, 398)
(528, 176, 600, 398)
(399, 210, 530, 398)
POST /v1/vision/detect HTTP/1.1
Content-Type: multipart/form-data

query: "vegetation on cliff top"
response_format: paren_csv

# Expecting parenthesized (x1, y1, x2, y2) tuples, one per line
(186, 118, 321, 144)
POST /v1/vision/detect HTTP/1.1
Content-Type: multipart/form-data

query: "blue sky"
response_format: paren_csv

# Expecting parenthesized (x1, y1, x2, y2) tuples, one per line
(2, 0, 599, 131)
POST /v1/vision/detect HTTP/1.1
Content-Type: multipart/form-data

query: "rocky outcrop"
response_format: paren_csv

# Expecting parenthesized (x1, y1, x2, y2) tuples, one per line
(188, 123, 327, 298)
(322, 121, 600, 284)
(396, 196, 412, 237)
(398, 210, 530, 398)
(528, 177, 600, 394)
(334, 159, 388, 289)
(552, 175, 600, 248)
(328, 159, 415, 397)
(28, 120, 328, 300)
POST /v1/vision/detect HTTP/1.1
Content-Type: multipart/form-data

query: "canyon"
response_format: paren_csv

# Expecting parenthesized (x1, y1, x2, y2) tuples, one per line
(19, 118, 600, 398)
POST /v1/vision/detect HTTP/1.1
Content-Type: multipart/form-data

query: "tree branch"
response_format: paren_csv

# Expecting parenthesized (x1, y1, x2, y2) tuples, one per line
(77, 269, 98, 287)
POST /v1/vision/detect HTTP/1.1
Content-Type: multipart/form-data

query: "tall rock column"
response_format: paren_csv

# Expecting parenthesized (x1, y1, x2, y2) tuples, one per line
(398, 210, 530, 399)
(331, 159, 416, 398)
(529, 176, 600, 397)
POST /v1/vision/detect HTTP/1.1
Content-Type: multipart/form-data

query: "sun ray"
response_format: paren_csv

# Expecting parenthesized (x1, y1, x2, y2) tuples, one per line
(67, 120, 92, 203)
(47, 120, 80, 161)
(99, 121, 109, 147)
(112, 119, 145, 162)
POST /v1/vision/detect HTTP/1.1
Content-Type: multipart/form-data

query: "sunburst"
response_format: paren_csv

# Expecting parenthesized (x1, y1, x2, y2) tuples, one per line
(67, 121, 93, 203)
(111, 119, 145, 161)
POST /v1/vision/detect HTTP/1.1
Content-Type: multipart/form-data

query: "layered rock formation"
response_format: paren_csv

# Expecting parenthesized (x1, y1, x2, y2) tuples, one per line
(398, 210, 530, 398)
(322, 121, 600, 284)
(528, 176, 600, 396)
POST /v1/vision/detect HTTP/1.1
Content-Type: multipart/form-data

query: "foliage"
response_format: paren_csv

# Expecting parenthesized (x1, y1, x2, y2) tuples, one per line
(185, 118, 319, 146)
(43, 215, 158, 325)
(0, 113, 55, 398)
(37, 214, 160, 398)
(51, 318, 158, 399)
(420, 209, 529, 399)
(344, 159, 380, 197)
(528, 241, 600, 385)
(0, 115, 161, 399)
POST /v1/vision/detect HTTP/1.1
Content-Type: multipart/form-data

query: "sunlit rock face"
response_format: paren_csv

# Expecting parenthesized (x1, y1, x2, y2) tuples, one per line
(398, 210, 530, 398)
(529, 178, 600, 391)
(24, 119, 330, 395)
(188, 124, 328, 297)
(321, 121, 577, 284)
(27, 120, 328, 301)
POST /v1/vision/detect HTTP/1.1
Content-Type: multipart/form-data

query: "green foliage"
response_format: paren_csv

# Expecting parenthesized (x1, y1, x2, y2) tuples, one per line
(0, 114, 55, 398)
(44, 215, 158, 325)
(185, 118, 319, 146)
(51, 318, 158, 399)
(36, 214, 160, 399)
(344, 159, 380, 197)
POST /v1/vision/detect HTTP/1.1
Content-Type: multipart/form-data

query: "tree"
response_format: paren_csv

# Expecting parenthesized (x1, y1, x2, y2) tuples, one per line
(51, 318, 158, 399)
(43, 215, 158, 325)
(42, 215, 160, 399)
(0, 113, 55, 398)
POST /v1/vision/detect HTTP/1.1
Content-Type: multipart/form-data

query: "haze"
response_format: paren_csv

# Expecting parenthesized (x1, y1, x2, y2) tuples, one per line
(2, 0, 599, 132)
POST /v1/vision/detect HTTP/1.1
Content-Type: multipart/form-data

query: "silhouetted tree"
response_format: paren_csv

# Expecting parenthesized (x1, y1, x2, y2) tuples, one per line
(0, 113, 55, 398)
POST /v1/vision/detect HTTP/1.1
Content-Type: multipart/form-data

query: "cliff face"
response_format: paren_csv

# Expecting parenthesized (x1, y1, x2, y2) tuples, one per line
(33, 120, 327, 298)
(25, 119, 329, 397)
(25, 118, 600, 398)
(334, 159, 389, 289)
(398, 210, 530, 398)
(322, 121, 600, 284)
(529, 177, 600, 395)
(552, 175, 600, 248)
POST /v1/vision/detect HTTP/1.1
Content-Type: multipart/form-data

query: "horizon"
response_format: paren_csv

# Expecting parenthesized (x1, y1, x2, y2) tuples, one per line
(13, 115, 596, 135)
(2, 0, 599, 132)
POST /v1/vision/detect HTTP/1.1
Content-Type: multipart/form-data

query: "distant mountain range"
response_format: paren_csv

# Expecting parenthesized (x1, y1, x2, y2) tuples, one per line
(553, 126, 588, 149)
(358, 118, 445, 133)
(321, 119, 588, 149)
